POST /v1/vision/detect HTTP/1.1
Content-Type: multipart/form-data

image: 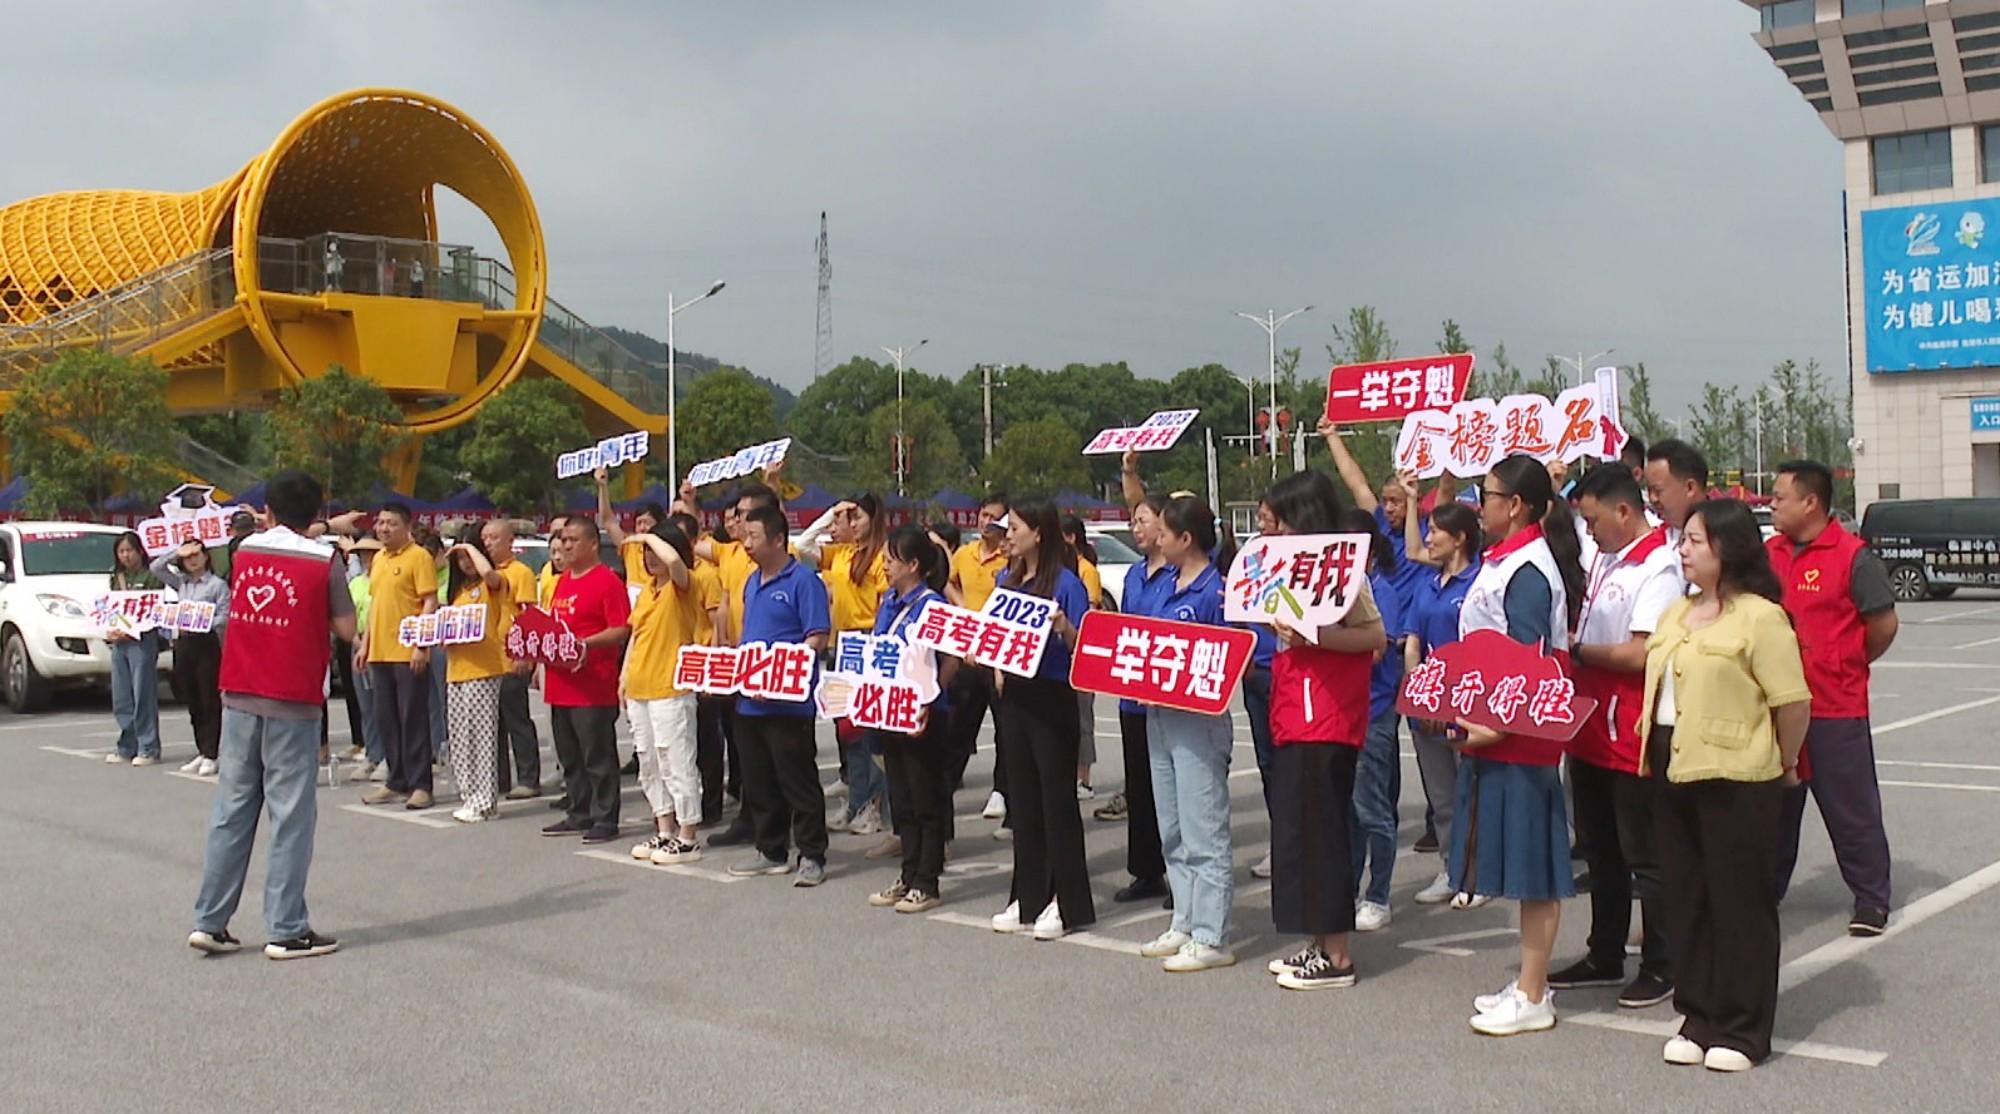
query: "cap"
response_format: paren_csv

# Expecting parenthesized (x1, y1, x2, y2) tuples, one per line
(340, 536, 385, 553)
(986, 513, 1010, 533)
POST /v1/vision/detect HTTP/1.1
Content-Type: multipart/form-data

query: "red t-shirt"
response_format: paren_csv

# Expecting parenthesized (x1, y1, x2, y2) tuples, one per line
(545, 564, 632, 707)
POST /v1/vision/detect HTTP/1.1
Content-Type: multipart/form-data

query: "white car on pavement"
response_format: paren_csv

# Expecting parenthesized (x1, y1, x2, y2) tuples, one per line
(1084, 528, 1142, 609)
(0, 521, 172, 713)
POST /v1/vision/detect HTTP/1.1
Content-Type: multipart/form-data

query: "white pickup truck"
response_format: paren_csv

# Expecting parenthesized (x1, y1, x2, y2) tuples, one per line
(0, 521, 174, 713)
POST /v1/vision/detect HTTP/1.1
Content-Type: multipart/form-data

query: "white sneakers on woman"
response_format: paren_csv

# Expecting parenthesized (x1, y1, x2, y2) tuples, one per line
(1031, 903, 1067, 941)
(991, 901, 1025, 933)
(1354, 901, 1392, 932)
(1414, 871, 1456, 905)
(1140, 929, 1191, 958)
(1663, 1036, 1704, 1065)
(1470, 985, 1556, 1036)
(1162, 941, 1235, 972)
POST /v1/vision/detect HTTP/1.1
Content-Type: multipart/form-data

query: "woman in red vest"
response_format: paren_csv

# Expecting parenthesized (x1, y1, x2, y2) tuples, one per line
(1258, 471, 1389, 991)
(1452, 455, 1587, 1037)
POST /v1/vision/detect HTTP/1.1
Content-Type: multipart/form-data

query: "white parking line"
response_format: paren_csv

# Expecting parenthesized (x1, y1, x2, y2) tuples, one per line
(926, 910, 1143, 955)
(1562, 1011, 1887, 1068)
(1917, 605, 2000, 623)
(0, 717, 96, 733)
(1871, 661, 2000, 669)
(574, 847, 745, 884)
(1779, 854, 2000, 996)
(1877, 758, 2000, 773)
(1398, 926, 1517, 958)
(336, 802, 456, 829)
(39, 744, 109, 760)
(1880, 779, 2000, 794)
(1951, 634, 2000, 650)
(1875, 694, 2000, 736)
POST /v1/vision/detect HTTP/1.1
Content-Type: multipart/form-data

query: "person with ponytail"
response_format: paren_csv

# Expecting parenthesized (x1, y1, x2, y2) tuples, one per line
(1132, 496, 1241, 971)
(799, 494, 893, 842)
(987, 497, 1096, 941)
(1402, 498, 1484, 906)
(1062, 515, 1102, 800)
(1338, 508, 1411, 934)
(1453, 454, 1587, 1036)
(1256, 472, 1389, 991)
(864, 525, 959, 914)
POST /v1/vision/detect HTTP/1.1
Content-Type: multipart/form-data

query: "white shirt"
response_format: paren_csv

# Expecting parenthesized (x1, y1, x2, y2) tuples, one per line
(1576, 526, 1683, 648)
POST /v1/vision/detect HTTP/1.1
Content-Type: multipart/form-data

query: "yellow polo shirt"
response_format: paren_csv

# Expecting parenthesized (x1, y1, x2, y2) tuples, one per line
(1078, 556, 1102, 609)
(951, 540, 1008, 611)
(625, 578, 702, 701)
(446, 579, 512, 682)
(821, 542, 888, 633)
(367, 543, 437, 663)
(690, 559, 725, 646)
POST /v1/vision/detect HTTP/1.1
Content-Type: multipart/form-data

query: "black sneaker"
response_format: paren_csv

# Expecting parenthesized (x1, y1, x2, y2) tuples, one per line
(264, 930, 339, 960)
(580, 826, 619, 845)
(1113, 876, 1169, 903)
(1618, 971, 1674, 1009)
(1413, 827, 1440, 855)
(1572, 869, 1594, 895)
(708, 820, 754, 847)
(187, 929, 242, 955)
(1848, 906, 1889, 937)
(541, 819, 586, 837)
(1266, 942, 1322, 977)
(1276, 951, 1356, 990)
(621, 754, 640, 777)
(1548, 957, 1625, 989)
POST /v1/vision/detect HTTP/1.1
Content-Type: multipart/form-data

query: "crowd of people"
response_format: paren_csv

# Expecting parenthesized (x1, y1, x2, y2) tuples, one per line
(167, 426, 1901, 1073)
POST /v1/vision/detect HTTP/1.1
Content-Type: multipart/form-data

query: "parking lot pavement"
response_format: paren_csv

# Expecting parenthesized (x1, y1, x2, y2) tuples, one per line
(6, 597, 2000, 1111)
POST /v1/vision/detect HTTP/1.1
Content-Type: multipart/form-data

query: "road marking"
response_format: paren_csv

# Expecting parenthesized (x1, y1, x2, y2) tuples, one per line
(165, 770, 217, 785)
(0, 717, 96, 733)
(574, 847, 745, 884)
(1398, 926, 1517, 957)
(926, 910, 1145, 955)
(1562, 1011, 1887, 1068)
(1871, 661, 2000, 670)
(336, 802, 456, 829)
(1880, 779, 2000, 794)
(1917, 604, 2000, 623)
(1779, 854, 2000, 996)
(40, 744, 110, 760)
(1952, 634, 2000, 650)
(1877, 758, 2000, 773)
(1874, 694, 2000, 736)
(1104, 881, 1275, 930)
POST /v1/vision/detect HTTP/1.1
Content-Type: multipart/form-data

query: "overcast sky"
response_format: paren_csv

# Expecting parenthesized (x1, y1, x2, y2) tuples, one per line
(4, 1, 1843, 416)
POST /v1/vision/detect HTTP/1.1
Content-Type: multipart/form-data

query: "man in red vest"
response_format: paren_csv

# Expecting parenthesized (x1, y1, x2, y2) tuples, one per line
(1768, 460, 1901, 937)
(189, 470, 358, 961)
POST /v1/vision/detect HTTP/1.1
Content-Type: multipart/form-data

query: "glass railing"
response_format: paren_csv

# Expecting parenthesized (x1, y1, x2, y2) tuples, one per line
(0, 248, 235, 384)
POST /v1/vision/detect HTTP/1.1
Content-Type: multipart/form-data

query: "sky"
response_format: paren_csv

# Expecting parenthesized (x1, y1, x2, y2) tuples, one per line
(2, 1, 1845, 418)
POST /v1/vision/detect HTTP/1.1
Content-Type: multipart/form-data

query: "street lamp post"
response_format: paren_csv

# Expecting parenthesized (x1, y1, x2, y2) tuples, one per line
(1551, 347, 1616, 389)
(667, 280, 726, 489)
(881, 338, 929, 498)
(1236, 306, 1312, 481)
(1234, 375, 1257, 466)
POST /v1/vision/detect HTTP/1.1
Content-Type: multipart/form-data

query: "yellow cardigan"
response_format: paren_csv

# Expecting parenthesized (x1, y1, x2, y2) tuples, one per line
(1636, 594, 1811, 784)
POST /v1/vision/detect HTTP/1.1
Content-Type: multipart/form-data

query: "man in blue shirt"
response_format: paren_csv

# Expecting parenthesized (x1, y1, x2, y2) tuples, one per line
(725, 506, 834, 887)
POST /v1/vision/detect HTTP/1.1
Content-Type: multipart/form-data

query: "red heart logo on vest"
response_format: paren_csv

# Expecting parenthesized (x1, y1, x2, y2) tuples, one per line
(1803, 569, 1821, 584)
(246, 584, 278, 611)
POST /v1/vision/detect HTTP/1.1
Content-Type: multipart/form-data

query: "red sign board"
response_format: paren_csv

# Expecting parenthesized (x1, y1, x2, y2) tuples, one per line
(1325, 353, 1475, 424)
(1068, 611, 1256, 715)
(504, 606, 586, 668)
(1395, 629, 1596, 743)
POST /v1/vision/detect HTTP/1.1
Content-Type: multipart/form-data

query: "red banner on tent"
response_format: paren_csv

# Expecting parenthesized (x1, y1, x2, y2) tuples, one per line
(1068, 611, 1255, 715)
(1325, 354, 1475, 424)
(1395, 628, 1595, 742)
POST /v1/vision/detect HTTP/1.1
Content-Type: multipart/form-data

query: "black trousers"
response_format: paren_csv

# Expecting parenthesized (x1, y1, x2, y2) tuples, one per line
(498, 672, 540, 792)
(334, 637, 367, 753)
(697, 694, 733, 821)
(737, 713, 829, 865)
(883, 714, 953, 893)
(173, 631, 223, 761)
(998, 676, 1094, 927)
(1774, 717, 1892, 913)
(552, 704, 621, 832)
(369, 662, 433, 794)
(1572, 758, 1669, 977)
(1119, 710, 1165, 882)
(1650, 728, 1783, 1063)
(1270, 742, 1359, 937)
(946, 668, 1001, 799)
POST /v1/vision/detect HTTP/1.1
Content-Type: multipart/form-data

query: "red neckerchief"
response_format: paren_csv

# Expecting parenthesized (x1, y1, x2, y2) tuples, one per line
(1624, 525, 1669, 564)
(1482, 522, 1545, 564)
(1581, 525, 1670, 623)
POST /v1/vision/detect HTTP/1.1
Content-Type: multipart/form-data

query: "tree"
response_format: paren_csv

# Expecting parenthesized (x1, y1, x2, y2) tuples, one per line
(1469, 341, 1528, 399)
(267, 364, 406, 502)
(983, 416, 1088, 495)
(1687, 382, 1743, 475)
(3, 349, 179, 516)
(1618, 363, 1672, 448)
(459, 378, 590, 513)
(177, 411, 266, 470)
(676, 366, 779, 474)
(854, 398, 966, 498)
(1317, 307, 1401, 487)
(789, 357, 949, 458)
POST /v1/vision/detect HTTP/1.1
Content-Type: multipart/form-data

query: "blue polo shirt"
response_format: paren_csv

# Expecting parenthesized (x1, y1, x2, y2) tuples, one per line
(1369, 569, 1411, 719)
(1249, 623, 1278, 669)
(738, 556, 832, 717)
(1375, 505, 1428, 618)
(1157, 562, 1226, 626)
(874, 583, 949, 711)
(995, 566, 1091, 683)
(1411, 563, 1476, 658)
(1119, 558, 1175, 713)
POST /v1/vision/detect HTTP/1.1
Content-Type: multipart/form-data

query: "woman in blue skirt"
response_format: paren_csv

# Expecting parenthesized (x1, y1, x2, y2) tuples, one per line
(1451, 455, 1587, 1037)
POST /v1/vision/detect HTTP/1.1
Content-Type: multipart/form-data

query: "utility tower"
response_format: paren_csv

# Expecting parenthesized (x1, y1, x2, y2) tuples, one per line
(814, 211, 833, 379)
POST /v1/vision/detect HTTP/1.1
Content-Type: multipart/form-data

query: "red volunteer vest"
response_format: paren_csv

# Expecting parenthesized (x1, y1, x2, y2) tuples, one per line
(219, 530, 336, 707)
(1767, 521, 1867, 720)
(1269, 644, 1371, 747)
(1570, 528, 1671, 774)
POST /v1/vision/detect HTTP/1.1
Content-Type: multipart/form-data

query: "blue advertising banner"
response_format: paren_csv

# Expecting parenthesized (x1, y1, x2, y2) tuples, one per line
(1863, 199, 2000, 373)
(1973, 396, 2000, 432)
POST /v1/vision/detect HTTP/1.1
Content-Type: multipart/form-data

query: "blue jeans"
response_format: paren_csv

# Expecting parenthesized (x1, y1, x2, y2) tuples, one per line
(354, 664, 385, 764)
(1146, 705, 1235, 947)
(846, 731, 889, 824)
(1350, 707, 1403, 906)
(110, 635, 162, 759)
(428, 647, 449, 761)
(193, 707, 322, 940)
(1241, 665, 1274, 816)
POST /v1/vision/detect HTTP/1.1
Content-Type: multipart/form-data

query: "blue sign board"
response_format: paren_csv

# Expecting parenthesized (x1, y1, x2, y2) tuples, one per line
(1863, 198, 2000, 373)
(1974, 396, 2000, 431)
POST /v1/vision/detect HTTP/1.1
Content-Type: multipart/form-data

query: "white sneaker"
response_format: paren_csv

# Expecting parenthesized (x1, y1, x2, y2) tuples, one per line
(1414, 871, 1455, 905)
(982, 791, 1006, 819)
(179, 756, 204, 773)
(1163, 940, 1237, 973)
(1449, 890, 1491, 910)
(1474, 979, 1520, 1013)
(1470, 987, 1556, 1036)
(195, 758, 217, 777)
(1075, 782, 1095, 801)
(1250, 852, 1274, 880)
(824, 778, 849, 800)
(1663, 1035, 1704, 1066)
(104, 753, 126, 764)
(652, 837, 703, 865)
(1355, 901, 1392, 932)
(991, 901, 1026, 934)
(631, 833, 671, 860)
(1031, 902, 1067, 941)
(1703, 1047, 1753, 1073)
(1140, 929, 1192, 958)
(847, 802, 882, 836)
(452, 806, 488, 824)
(131, 755, 158, 767)
(368, 762, 387, 782)
(826, 809, 852, 833)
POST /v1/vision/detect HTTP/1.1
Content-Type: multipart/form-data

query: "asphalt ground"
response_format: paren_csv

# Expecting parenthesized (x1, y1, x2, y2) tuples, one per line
(6, 599, 2000, 1111)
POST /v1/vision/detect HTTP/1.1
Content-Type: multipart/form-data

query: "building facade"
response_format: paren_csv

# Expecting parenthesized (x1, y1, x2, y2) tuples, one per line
(1749, 0, 2000, 509)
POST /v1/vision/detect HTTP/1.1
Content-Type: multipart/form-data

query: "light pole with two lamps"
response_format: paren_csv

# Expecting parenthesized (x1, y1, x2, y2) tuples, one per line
(667, 280, 727, 488)
(881, 339, 929, 498)
(1236, 306, 1312, 480)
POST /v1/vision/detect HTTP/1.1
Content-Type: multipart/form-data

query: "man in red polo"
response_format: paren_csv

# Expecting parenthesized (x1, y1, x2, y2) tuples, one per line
(1768, 459, 1900, 937)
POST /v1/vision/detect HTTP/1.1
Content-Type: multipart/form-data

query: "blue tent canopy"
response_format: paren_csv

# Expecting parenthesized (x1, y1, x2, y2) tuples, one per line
(788, 483, 839, 511)
(431, 485, 496, 513)
(1054, 489, 1113, 509)
(929, 488, 979, 511)
(613, 485, 675, 514)
(0, 476, 26, 512)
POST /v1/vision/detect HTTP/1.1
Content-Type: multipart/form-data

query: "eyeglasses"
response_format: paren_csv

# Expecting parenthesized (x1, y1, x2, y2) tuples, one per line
(1481, 489, 1512, 503)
